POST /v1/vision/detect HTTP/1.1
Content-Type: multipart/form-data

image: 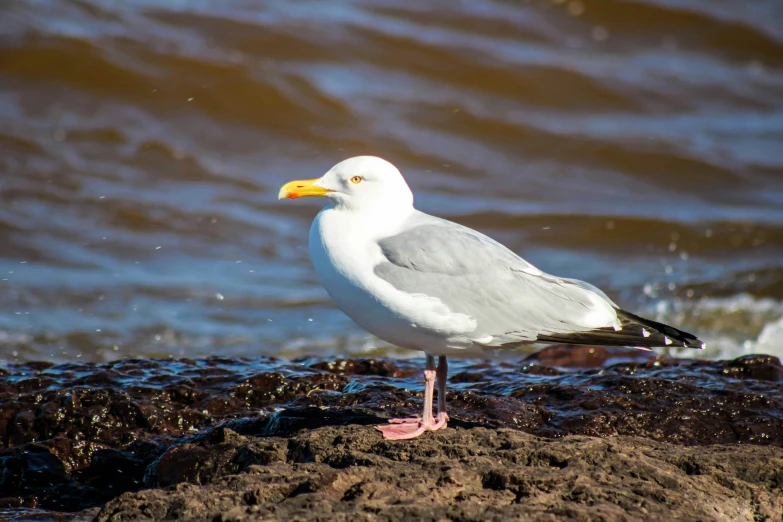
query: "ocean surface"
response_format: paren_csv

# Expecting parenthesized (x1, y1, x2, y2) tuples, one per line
(1, 0, 782, 364)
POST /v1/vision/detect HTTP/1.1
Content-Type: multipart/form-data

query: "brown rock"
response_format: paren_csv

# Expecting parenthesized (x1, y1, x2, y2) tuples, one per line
(96, 426, 783, 522)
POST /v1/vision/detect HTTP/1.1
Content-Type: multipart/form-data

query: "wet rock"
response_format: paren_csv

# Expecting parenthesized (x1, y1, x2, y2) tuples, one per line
(0, 439, 160, 513)
(526, 344, 655, 368)
(1, 354, 782, 520)
(307, 358, 411, 377)
(719, 354, 783, 381)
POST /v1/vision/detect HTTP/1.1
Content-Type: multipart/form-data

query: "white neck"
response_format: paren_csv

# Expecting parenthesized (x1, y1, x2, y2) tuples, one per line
(323, 199, 414, 238)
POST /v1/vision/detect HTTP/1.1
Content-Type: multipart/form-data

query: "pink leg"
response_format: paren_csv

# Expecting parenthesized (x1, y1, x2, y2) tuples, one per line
(376, 354, 449, 440)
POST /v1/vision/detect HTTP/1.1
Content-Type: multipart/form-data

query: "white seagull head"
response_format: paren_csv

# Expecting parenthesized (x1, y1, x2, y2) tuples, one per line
(278, 156, 414, 212)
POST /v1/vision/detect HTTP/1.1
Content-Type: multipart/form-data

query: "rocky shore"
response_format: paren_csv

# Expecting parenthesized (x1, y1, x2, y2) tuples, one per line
(1, 348, 782, 521)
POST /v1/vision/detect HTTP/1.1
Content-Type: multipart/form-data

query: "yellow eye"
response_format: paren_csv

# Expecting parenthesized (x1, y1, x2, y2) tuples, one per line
(350, 176, 363, 184)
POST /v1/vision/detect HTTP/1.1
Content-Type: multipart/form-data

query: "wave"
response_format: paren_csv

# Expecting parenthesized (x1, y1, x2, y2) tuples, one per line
(0, 0, 781, 363)
(645, 294, 783, 360)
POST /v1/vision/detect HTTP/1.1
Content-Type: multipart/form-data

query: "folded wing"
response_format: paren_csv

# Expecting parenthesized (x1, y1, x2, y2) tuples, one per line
(374, 213, 703, 350)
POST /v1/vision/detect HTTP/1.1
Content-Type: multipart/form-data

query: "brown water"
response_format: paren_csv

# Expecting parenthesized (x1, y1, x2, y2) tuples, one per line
(1, 0, 783, 364)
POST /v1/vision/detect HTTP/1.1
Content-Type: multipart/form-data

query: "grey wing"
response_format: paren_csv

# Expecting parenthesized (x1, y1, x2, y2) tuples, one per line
(374, 214, 622, 347)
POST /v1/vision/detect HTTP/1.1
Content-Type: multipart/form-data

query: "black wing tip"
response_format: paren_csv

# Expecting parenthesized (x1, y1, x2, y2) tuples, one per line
(536, 309, 705, 350)
(617, 309, 705, 349)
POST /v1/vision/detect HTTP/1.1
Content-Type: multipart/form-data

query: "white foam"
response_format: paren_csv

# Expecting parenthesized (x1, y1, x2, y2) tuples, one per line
(643, 293, 783, 361)
(755, 316, 783, 354)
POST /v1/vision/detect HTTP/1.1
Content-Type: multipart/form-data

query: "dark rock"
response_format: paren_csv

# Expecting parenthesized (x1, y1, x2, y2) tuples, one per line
(719, 354, 783, 381)
(0, 354, 782, 520)
(307, 358, 411, 377)
(145, 427, 288, 489)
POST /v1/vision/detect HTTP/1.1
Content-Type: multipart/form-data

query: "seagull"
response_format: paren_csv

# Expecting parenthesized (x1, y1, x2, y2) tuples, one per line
(279, 156, 704, 440)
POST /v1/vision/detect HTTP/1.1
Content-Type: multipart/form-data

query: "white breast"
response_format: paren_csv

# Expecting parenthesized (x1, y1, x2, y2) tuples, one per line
(309, 207, 479, 353)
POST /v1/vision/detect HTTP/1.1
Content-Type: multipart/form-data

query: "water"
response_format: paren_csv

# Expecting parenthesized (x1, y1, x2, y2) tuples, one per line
(1, 0, 782, 364)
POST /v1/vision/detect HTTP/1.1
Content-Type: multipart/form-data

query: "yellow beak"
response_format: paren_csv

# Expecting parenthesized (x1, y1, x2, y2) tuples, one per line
(278, 179, 332, 200)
